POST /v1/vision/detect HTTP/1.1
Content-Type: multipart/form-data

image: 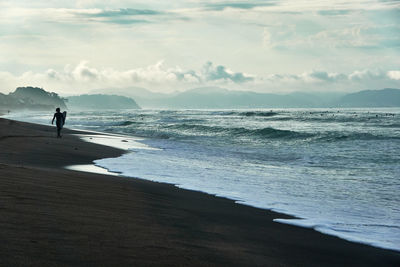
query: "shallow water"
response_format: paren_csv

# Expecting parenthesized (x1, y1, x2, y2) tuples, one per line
(5, 108, 400, 251)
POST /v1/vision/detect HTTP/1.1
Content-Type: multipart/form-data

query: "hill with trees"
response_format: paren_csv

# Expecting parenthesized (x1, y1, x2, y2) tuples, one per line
(1, 87, 67, 111)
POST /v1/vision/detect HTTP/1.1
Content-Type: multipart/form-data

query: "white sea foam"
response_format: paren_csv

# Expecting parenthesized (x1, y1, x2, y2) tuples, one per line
(75, 134, 157, 151)
(66, 164, 120, 176)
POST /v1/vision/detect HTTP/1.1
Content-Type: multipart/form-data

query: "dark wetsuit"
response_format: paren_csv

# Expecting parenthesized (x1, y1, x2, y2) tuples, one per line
(52, 112, 64, 137)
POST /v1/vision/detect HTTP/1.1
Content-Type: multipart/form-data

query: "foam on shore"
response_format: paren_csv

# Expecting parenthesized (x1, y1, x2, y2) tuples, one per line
(66, 164, 120, 176)
(75, 134, 155, 151)
(67, 133, 159, 176)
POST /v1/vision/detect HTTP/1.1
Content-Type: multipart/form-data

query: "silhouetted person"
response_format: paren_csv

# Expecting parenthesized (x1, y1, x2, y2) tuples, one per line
(52, 108, 64, 138)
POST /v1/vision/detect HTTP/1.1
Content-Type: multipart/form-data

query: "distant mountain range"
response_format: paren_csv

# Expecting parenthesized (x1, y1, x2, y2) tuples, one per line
(337, 88, 400, 107)
(92, 87, 400, 109)
(67, 94, 140, 110)
(1, 87, 399, 112)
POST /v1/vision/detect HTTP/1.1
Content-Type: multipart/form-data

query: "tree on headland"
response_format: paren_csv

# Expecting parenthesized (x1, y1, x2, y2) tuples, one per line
(9, 87, 67, 109)
(2, 86, 67, 111)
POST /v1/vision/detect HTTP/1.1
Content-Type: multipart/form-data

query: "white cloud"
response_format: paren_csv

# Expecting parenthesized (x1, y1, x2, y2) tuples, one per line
(263, 70, 358, 83)
(1, 61, 398, 95)
(349, 69, 386, 81)
(0, 61, 255, 93)
(301, 70, 347, 82)
(387, 70, 400, 80)
(202, 61, 254, 83)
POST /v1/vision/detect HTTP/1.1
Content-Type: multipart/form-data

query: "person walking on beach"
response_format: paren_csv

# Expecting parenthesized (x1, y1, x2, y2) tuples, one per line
(52, 108, 65, 138)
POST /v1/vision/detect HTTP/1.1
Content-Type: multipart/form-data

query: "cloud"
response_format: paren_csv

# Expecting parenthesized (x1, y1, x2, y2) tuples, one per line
(87, 8, 161, 17)
(387, 70, 400, 80)
(200, 0, 400, 14)
(1, 61, 398, 95)
(70, 8, 166, 24)
(305, 70, 347, 82)
(0, 6, 184, 27)
(118, 61, 252, 84)
(317, 9, 352, 16)
(0, 61, 254, 93)
(267, 23, 400, 50)
(202, 61, 254, 83)
(71, 61, 99, 81)
(2, 60, 253, 90)
(262, 70, 347, 83)
(349, 69, 387, 81)
(124, 61, 202, 83)
(204, 1, 276, 11)
(261, 69, 400, 84)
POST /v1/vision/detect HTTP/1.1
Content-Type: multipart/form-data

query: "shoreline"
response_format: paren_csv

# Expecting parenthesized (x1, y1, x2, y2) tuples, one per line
(0, 117, 399, 266)
(73, 124, 399, 253)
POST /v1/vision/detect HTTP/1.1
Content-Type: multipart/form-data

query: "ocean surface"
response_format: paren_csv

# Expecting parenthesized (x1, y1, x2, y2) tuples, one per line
(5, 108, 400, 251)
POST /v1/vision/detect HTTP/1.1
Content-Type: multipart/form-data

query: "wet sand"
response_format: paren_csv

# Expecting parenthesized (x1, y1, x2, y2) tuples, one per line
(0, 118, 399, 266)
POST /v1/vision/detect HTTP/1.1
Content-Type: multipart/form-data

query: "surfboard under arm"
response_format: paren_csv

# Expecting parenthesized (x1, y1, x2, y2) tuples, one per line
(62, 111, 67, 125)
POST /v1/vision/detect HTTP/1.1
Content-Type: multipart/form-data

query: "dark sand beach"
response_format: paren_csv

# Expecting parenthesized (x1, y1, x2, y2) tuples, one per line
(0, 117, 399, 266)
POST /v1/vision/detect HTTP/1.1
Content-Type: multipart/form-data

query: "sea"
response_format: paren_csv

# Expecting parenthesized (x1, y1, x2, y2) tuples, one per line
(4, 108, 400, 251)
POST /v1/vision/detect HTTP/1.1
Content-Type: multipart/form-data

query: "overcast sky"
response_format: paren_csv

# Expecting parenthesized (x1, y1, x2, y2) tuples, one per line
(0, 0, 399, 94)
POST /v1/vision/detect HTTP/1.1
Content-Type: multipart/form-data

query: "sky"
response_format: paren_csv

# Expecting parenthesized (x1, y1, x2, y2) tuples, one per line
(0, 0, 399, 95)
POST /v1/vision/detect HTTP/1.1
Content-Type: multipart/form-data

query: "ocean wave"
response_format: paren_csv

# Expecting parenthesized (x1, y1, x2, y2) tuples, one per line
(293, 114, 399, 124)
(250, 127, 309, 138)
(167, 124, 310, 140)
(208, 111, 278, 117)
(90, 119, 400, 143)
(379, 123, 400, 128)
(116, 124, 400, 142)
(209, 111, 237, 116)
(118, 120, 137, 126)
(317, 132, 400, 142)
(159, 110, 178, 115)
(105, 127, 171, 139)
(240, 111, 278, 117)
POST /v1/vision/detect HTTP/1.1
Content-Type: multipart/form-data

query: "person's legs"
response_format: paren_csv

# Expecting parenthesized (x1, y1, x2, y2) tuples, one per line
(57, 126, 61, 138)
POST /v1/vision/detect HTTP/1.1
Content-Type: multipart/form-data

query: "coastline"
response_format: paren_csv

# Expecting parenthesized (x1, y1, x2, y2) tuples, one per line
(0, 117, 399, 266)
